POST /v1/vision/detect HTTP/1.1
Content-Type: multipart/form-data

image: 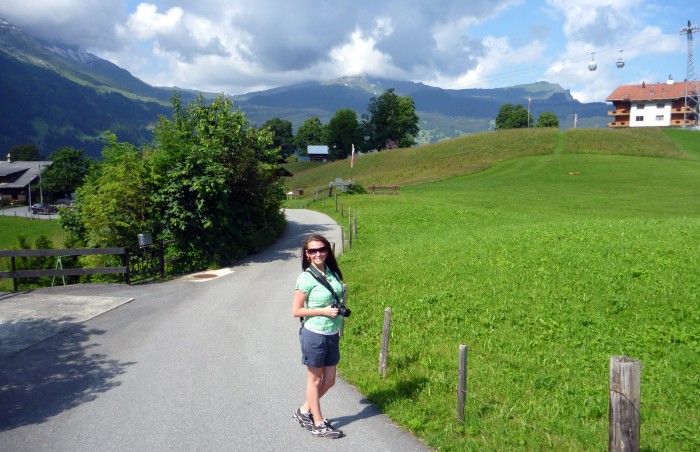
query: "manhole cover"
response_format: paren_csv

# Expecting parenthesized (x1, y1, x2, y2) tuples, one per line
(192, 273, 217, 279)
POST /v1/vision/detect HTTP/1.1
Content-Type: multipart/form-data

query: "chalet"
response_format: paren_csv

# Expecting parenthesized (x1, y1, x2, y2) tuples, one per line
(606, 77, 699, 128)
(0, 154, 52, 204)
(307, 145, 329, 162)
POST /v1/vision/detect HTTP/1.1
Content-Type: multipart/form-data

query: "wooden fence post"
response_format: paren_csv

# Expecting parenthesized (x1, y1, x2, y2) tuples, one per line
(348, 208, 353, 250)
(339, 283, 347, 337)
(340, 227, 345, 254)
(458, 344, 468, 423)
(335, 193, 338, 211)
(354, 209, 358, 238)
(609, 355, 641, 452)
(379, 307, 392, 377)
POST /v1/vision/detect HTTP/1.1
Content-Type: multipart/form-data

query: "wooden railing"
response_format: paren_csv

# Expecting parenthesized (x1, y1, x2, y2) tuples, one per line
(0, 240, 179, 291)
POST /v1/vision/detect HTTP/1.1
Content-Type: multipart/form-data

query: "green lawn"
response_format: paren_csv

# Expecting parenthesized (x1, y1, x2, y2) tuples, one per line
(310, 147, 700, 450)
(0, 216, 67, 291)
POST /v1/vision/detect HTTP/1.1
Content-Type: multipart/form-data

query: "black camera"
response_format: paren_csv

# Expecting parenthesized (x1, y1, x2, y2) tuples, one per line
(332, 303, 351, 318)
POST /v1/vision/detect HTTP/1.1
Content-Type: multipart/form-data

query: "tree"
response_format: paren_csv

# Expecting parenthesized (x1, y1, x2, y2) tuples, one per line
(363, 88, 419, 151)
(73, 135, 155, 248)
(65, 94, 286, 271)
(41, 147, 94, 201)
(294, 117, 327, 155)
(536, 112, 560, 128)
(326, 109, 363, 160)
(8, 144, 43, 161)
(495, 103, 529, 130)
(263, 118, 295, 159)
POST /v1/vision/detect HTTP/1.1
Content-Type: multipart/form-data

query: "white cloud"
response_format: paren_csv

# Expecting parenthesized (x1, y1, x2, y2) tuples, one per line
(0, 0, 692, 100)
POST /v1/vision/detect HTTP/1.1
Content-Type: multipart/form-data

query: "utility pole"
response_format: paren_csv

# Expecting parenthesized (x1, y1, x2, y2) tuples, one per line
(680, 20, 700, 128)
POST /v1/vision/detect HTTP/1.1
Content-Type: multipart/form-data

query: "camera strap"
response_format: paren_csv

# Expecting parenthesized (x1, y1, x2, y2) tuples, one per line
(306, 265, 342, 306)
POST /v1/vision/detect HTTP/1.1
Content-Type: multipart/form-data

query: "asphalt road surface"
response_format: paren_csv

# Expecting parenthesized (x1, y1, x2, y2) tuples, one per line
(0, 209, 429, 451)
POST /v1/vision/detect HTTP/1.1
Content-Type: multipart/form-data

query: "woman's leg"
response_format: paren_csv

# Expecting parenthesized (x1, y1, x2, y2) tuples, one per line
(302, 365, 337, 423)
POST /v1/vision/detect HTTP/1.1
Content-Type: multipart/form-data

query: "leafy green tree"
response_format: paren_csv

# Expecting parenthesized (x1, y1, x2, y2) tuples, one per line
(8, 144, 43, 161)
(536, 111, 560, 128)
(64, 94, 286, 272)
(74, 135, 155, 248)
(294, 117, 327, 155)
(326, 109, 363, 160)
(41, 147, 94, 201)
(263, 117, 295, 159)
(150, 94, 285, 267)
(495, 103, 529, 129)
(363, 88, 419, 150)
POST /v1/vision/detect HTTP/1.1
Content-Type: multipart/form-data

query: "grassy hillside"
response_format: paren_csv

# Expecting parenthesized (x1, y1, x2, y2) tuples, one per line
(283, 127, 696, 195)
(288, 127, 700, 450)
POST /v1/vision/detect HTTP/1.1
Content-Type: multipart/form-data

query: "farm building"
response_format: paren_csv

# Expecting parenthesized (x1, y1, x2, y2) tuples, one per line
(0, 154, 52, 204)
(307, 145, 329, 162)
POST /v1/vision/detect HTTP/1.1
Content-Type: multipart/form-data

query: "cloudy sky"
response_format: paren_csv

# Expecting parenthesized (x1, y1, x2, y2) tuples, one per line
(0, 0, 697, 102)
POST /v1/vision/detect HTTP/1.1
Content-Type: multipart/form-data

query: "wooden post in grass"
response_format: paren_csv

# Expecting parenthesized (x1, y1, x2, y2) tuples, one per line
(340, 227, 345, 254)
(379, 307, 392, 377)
(457, 344, 468, 423)
(609, 356, 641, 452)
(348, 207, 353, 250)
(335, 193, 338, 211)
(354, 209, 358, 238)
(339, 284, 347, 337)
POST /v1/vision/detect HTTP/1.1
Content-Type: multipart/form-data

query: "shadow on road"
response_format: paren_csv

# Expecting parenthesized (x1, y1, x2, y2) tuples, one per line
(0, 320, 135, 431)
(331, 399, 384, 429)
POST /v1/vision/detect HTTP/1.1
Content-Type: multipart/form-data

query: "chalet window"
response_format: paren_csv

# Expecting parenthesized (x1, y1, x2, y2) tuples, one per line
(636, 104, 645, 110)
(656, 115, 664, 121)
(656, 103, 665, 109)
(636, 116, 644, 121)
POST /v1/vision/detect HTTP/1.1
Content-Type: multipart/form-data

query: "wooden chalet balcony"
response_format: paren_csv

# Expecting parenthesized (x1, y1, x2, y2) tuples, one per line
(671, 106, 694, 113)
(608, 121, 629, 128)
(608, 109, 629, 116)
(670, 118, 695, 126)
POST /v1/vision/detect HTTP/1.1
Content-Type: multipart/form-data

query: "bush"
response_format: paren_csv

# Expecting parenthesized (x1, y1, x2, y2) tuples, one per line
(345, 183, 367, 195)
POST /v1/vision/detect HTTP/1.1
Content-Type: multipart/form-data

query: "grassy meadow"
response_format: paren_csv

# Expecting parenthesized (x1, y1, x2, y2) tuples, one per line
(286, 128, 700, 450)
(0, 216, 67, 291)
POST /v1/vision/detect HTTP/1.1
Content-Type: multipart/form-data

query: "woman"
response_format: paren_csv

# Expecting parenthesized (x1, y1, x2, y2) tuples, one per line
(291, 234, 344, 439)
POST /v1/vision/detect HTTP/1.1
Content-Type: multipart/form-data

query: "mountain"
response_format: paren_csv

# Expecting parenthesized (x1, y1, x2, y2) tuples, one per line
(232, 75, 610, 143)
(0, 16, 610, 158)
(0, 17, 205, 158)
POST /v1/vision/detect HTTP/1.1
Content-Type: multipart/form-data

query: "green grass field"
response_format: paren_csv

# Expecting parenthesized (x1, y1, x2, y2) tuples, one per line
(288, 128, 700, 450)
(0, 216, 67, 291)
(3, 127, 698, 448)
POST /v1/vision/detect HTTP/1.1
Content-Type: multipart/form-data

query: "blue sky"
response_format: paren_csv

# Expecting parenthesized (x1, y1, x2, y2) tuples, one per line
(0, 0, 698, 102)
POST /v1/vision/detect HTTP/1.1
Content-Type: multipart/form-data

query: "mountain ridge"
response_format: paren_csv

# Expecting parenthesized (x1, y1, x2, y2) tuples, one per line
(0, 16, 610, 158)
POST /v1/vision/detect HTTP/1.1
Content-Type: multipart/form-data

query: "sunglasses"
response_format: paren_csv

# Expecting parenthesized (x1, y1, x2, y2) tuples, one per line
(306, 247, 327, 255)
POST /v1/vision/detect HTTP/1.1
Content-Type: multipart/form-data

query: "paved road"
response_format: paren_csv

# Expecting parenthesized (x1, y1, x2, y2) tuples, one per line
(0, 209, 430, 452)
(0, 206, 57, 220)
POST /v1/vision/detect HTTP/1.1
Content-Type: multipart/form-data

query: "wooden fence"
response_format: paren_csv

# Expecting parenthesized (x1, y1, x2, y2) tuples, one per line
(0, 240, 177, 291)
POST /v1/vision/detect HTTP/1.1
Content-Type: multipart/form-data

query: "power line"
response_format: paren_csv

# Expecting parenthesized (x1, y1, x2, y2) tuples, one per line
(450, 30, 685, 90)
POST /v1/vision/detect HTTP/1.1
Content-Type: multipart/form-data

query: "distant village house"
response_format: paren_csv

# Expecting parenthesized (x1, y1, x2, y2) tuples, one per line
(307, 145, 329, 162)
(606, 76, 699, 128)
(0, 154, 52, 204)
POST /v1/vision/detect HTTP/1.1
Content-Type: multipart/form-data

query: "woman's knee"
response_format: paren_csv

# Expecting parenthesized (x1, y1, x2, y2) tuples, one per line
(321, 375, 336, 391)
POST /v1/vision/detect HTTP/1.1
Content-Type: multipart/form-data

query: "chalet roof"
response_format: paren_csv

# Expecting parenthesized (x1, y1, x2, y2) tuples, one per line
(307, 145, 329, 155)
(0, 160, 52, 189)
(606, 80, 699, 102)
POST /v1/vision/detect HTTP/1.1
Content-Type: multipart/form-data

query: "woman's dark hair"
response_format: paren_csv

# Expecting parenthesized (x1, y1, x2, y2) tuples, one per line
(301, 234, 343, 280)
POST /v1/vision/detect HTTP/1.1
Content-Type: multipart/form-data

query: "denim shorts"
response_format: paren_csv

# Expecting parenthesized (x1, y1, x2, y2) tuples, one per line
(299, 327, 340, 368)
